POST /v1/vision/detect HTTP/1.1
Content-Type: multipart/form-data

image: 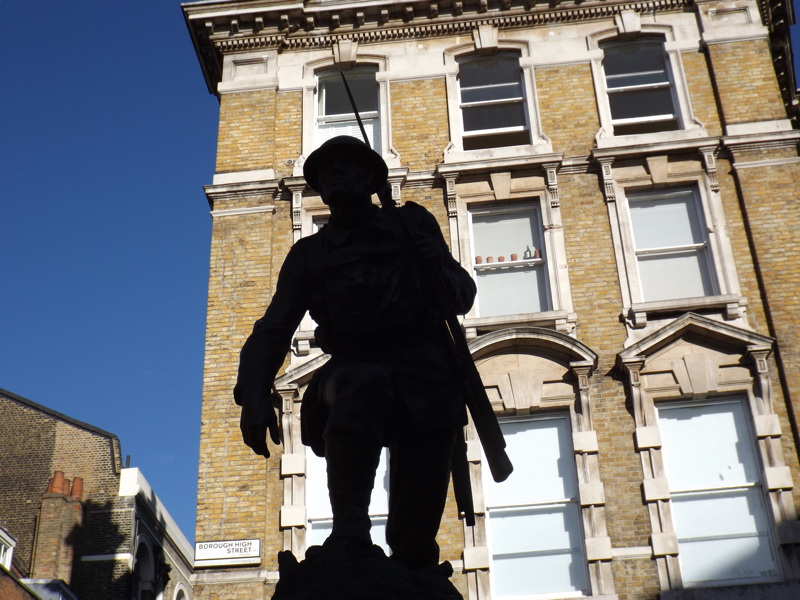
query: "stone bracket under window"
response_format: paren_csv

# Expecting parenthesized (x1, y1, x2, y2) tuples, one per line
(464, 310, 578, 339)
(625, 294, 747, 329)
(699, 146, 719, 192)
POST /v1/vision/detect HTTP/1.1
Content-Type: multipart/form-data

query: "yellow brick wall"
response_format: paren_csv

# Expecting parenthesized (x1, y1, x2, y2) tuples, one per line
(272, 90, 303, 177)
(391, 78, 451, 171)
(707, 39, 787, 125)
(216, 89, 277, 173)
(197, 206, 277, 547)
(536, 63, 600, 158)
(681, 50, 723, 137)
(729, 153, 800, 490)
(557, 173, 655, 560)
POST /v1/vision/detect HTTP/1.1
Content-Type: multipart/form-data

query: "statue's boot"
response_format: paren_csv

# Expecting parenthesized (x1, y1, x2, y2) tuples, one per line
(325, 436, 381, 544)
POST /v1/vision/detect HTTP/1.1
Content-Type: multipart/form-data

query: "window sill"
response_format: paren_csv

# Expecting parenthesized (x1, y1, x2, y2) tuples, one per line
(593, 126, 710, 153)
(441, 140, 555, 167)
(625, 294, 747, 328)
(464, 310, 577, 339)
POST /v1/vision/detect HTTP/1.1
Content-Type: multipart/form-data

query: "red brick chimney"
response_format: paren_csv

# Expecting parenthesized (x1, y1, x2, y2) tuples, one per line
(30, 471, 85, 585)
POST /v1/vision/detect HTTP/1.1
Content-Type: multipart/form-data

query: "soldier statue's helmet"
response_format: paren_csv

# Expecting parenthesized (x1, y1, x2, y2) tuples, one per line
(303, 135, 388, 197)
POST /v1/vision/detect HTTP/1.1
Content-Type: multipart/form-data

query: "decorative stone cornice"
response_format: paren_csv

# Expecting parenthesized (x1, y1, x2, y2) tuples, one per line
(183, 0, 693, 93)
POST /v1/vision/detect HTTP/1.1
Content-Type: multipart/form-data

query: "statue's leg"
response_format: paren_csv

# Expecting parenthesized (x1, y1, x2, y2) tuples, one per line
(386, 427, 457, 569)
(325, 435, 381, 543)
(322, 362, 391, 544)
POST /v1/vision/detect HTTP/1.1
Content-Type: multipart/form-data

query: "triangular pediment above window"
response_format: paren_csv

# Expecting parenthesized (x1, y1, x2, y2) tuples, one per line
(275, 353, 331, 391)
(617, 312, 773, 368)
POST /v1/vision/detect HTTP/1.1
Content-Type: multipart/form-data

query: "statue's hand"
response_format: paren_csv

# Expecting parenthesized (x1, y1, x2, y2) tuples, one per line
(414, 231, 444, 268)
(238, 390, 281, 458)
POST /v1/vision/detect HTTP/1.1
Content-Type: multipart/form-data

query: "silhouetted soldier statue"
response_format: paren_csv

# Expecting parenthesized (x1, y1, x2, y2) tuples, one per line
(234, 135, 477, 572)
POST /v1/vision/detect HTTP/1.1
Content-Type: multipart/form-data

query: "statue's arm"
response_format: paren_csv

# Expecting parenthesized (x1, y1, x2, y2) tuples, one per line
(406, 202, 477, 315)
(234, 242, 315, 456)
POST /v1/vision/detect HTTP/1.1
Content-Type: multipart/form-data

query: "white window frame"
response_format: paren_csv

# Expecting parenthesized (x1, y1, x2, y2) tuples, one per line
(314, 67, 382, 154)
(467, 202, 551, 319)
(457, 53, 532, 152)
(627, 187, 717, 302)
(588, 24, 706, 149)
(482, 415, 588, 600)
(452, 190, 576, 337)
(299, 55, 395, 169)
(655, 397, 782, 588)
(600, 38, 680, 136)
(442, 39, 552, 163)
(604, 164, 745, 332)
(0, 527, 15, 570)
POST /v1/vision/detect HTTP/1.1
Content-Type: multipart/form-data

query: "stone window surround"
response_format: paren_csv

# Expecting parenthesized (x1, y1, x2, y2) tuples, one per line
(596, 149, 746, 333)
(617, 313, 800, 591)
(297, 48, 401, 172)
(462, 328, 617, 600)
(438, 158, 577, 338)
(587, 15, 708, 151)
(0, 526, 15, 570)
(173, 583, 191, 600)
(442, 28, 553, 164)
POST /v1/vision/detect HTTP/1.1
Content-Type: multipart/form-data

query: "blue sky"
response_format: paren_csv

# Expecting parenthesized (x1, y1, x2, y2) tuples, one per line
(1, 1, 218, 541)
(2, 0, 799, 547)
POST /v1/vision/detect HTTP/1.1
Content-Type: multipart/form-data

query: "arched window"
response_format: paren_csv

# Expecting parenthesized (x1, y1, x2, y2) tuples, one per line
(132, 537, 156, 600)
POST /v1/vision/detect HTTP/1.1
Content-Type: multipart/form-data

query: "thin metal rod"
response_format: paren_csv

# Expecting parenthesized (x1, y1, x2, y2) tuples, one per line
(339, 71, 371, 149)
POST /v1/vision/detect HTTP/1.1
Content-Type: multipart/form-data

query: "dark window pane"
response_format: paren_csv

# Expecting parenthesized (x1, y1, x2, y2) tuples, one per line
(464, 130, 531, 150)
(609, 87, 676, 121)
(463, 102, 527, 132)
(460, 55, 520, 88)
(603, 41, 667, 81)
(320, 70, 378, 115)
(462, 81, 523, 104)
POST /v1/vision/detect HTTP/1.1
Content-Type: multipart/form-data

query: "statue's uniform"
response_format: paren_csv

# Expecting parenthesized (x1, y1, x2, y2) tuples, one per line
(236, 201, 476, 568)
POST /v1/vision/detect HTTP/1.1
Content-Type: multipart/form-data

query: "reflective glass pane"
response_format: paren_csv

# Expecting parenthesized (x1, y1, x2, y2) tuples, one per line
(460, 55, 521, 89)
(306, 449, 390, 518)
(476, 267, 547, 317)
(485, 419, 577, 507)
(309, 517, 389, 554)
(658, 401, 760, 489)
(637, 249, 714, 301)
(608, 87, 676, 121)
(493, 551, 586, 598)
(463, 129, 531, 150)
(483, 418, 587, 598)
(317, 117, 380, 154)
(472, 208, 541, 265)
(672, 489, 770, 540)
(308, 519, 332, 548)
(678, 535, 779, 586)
(306, 451, 332, 519)
(319, 70, 378, 115)
(462, 81, 523, 104)
(489, 505, 582, 555)
(603, 40, 668, 84)
(629, 190, 705, 250)
(462, 102, 527, 133)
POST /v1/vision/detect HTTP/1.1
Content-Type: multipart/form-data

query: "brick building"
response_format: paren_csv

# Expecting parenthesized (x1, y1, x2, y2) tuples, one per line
(0, 388, 194, 600)
(182, 0, 800, 598)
